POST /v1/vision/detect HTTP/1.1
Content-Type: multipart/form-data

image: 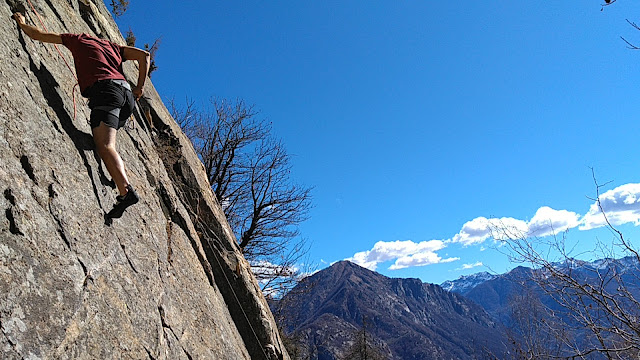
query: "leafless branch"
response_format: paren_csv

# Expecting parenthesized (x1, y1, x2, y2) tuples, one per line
(175, 97, 313, 295)
(491, 171, 640, 358)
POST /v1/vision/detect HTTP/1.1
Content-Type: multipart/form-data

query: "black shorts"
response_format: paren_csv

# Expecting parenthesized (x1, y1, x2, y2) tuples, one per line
(85, 79, 135, 130)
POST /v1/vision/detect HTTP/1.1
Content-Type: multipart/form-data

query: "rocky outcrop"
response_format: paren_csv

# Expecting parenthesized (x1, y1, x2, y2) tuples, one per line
(0, 1, 288, 359)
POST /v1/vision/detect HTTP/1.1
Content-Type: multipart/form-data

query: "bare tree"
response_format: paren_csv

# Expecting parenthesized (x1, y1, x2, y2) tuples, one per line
(121, 28, 159, 77)
(170, 97, 199, 134)
(170, 98, 313, 297)
(493, 172, 640, 359)
(240, 139, 312, 252)
(110, 0, 129, 17)
(172, 98, 267, 230)
(280, 330, 308, 360)
(124, 28, 136, 47)
(343, 316, 386, 360)
(504, 289, 573, 360)
(270, 275, 322, 359)
(277, 328, 325, 360)
(601, 0, 640, 51)
(143, 38, 161, 77)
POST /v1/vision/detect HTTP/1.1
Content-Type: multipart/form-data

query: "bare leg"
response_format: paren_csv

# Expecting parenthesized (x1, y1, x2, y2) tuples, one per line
(92, 122, 130, 196)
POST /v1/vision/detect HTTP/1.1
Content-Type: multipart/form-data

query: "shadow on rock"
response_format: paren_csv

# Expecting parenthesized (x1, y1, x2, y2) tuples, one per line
(17, 31, 115, 209)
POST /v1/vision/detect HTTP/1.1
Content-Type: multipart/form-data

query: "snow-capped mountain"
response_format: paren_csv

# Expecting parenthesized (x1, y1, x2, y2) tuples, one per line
(442, 256, 639, 296)
(440, 271, 497, 294)
(553, 256, 639, 272)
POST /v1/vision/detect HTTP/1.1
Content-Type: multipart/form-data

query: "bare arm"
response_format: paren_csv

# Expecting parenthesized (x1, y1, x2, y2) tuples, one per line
(122, 46, 150, 100)
(13, 13, 62, 44)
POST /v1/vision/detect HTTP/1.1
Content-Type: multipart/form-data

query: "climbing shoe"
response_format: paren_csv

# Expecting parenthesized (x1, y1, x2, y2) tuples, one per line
(106, 184, 139, 219)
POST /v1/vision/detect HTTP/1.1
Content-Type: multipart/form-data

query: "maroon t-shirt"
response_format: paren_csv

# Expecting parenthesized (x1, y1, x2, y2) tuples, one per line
(61, 33, 126, 94)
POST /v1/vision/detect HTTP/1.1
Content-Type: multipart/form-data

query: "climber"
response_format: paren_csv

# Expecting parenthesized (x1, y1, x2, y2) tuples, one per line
(12, 12, 150, 220)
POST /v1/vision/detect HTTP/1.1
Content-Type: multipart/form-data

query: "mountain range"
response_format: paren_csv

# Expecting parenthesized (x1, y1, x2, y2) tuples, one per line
(441, 256, 640, 298)
(442, 256, 640, 358)
(275, 261, 508, 359)
(276, 256, 640, 359)
(440, 271, 497, 294)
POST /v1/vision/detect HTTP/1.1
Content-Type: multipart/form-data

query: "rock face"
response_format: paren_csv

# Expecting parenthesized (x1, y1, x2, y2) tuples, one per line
(0, 1, 288, 359)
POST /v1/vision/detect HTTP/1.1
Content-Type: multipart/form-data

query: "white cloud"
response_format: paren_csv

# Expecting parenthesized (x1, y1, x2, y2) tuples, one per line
(346, 240, 458, 271)
(450, 217, 492, 245)
(528, 206, 581, 237)
(346, 183, 640, 272)
(580, 183, 640, 230)
(346, 207, 580, 271)
(457, 261, 483, 271)
(452, 216, 528, 246)
(389, 253, 459, 270)
(452, 207, 580, 246)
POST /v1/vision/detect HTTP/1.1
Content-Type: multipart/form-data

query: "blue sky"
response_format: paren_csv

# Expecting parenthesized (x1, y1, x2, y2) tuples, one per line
(115, 1, 640, 284)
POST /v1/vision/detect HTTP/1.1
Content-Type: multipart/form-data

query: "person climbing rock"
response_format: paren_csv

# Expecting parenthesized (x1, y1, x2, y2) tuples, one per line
(12, 12, 150, 220)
